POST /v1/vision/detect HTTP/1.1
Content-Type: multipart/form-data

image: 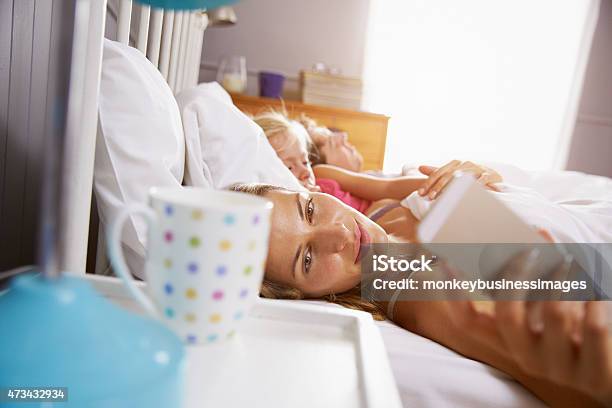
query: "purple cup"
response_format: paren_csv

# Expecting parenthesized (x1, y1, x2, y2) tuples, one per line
(259, 71, 285, 98)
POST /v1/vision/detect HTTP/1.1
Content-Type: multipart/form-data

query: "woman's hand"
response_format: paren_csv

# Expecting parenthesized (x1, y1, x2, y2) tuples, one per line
(306, 183, 321, 192)
(493, 300, 612, 406)
(418, 160, 503, 199)
(443, 251, 612, 407)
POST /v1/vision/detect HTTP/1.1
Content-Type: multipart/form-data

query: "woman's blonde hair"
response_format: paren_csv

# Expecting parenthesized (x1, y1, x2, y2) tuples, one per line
(228, 182, 386, 320)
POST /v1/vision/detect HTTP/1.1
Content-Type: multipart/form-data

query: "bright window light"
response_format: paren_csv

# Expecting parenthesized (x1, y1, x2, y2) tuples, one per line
(363, 0, 599, 172)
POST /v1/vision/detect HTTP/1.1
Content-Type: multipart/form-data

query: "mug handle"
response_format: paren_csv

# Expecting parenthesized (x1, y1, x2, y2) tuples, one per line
(107, 203, 158, 318)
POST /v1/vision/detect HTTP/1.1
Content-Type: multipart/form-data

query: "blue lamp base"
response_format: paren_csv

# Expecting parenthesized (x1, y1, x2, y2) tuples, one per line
(0, 272, 186, 407)
(136, 0, 237, 10)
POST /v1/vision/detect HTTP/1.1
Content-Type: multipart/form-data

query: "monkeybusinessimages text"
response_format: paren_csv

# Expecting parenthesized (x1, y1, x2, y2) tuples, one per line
(370, 254, 587, 294)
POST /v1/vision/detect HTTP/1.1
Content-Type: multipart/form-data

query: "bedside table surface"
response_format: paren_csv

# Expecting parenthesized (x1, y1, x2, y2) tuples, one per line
(85, 274, 402, 408)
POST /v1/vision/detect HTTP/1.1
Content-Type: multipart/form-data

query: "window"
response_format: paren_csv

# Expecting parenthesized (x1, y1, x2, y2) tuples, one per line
(363, 0, 599, 172)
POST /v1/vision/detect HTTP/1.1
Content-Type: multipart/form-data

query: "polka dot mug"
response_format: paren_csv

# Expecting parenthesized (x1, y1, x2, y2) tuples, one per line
(107, 187, 273, 345)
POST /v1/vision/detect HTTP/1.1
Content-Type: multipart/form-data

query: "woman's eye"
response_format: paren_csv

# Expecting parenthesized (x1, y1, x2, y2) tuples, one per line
(287, 165, 293, 170)
(306, 198, 314, 222)
(303, 247, 312, 274)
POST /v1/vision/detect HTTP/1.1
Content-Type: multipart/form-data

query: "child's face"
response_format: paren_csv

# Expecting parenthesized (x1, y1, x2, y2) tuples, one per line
(269, 128, 317, 190)
(318, 131, 363, 172)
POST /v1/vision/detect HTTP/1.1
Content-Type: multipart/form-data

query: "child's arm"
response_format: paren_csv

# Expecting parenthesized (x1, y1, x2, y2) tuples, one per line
(313, 164, 426, 201)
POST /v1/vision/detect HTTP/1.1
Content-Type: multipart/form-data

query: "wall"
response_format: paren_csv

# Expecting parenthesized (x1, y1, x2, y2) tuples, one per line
(0, 0, 68, 271)
(199, 0, 370, 98)
(566, 0, 612, 177)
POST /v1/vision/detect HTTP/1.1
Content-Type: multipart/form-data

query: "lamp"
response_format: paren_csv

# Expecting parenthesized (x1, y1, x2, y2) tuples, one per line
(206, 6, 237, 26)
(135, 0, 237, 10)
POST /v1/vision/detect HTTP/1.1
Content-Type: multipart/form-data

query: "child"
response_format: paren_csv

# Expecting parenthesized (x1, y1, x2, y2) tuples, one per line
(299, 114, 364, 172)
(252, 109, 502, 230)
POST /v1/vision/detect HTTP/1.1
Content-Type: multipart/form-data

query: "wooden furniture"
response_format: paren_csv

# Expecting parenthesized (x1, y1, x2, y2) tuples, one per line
(230, 94, 390, 171)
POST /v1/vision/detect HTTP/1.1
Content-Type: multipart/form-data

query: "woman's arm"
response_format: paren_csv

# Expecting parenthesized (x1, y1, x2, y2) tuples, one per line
(313, 164, 425, 201)
(314, 160, 504, 202)
(391, 300, 601, 407)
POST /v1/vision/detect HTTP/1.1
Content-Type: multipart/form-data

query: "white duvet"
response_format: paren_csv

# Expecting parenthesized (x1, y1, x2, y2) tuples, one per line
(402, 163, 612, 243)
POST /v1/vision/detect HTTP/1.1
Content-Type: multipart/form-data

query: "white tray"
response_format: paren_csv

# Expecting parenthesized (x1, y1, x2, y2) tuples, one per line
(83, 274, 402, 408)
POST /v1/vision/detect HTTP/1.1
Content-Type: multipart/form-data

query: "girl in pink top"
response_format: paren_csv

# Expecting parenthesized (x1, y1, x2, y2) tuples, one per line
(252, 110, 502, 222)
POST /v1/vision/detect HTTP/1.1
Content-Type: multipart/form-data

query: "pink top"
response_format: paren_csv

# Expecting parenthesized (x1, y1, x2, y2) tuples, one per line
(316, 178, 371, 214)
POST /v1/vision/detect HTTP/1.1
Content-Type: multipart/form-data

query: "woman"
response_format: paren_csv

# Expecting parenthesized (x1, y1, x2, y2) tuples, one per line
(299, 114, 364, 172)
(252, 110, 503, 226)
(230, 182, 610, 407)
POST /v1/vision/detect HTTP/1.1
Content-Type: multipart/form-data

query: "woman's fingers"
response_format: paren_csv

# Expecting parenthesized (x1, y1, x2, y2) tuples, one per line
(427, 172, 456, 199)
(418, 165, 438, 176)
(418, 160, 460, 196)
(445, 299, 501, 350)
(536, 228, 555, 243)
(580, 302, 612, 396)
(490, 249, 539, 299)
(539, 302, 576, 384)
(495, 301, 541, 375)
(419, 160, 502, 198)
(477, 173, 502, 192)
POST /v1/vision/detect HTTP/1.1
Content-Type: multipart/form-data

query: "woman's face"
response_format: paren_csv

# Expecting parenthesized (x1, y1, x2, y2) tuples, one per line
(268, 127, 317, 190)
(313, 128, 363, 172)
(263, 189, 388, 298)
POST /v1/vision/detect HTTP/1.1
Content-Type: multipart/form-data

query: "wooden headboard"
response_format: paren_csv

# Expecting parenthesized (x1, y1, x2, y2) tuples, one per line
(230, 94, 390, 171)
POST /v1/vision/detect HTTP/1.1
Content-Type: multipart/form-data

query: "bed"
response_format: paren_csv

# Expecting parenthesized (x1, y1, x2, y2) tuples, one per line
(57, 1, 607, 407)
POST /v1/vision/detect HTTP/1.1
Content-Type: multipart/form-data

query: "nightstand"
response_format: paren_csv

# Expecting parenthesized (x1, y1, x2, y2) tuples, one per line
(230, 94, 389, 171)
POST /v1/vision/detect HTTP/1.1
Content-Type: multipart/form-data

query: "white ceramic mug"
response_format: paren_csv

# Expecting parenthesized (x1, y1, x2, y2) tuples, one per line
(107, 187, 273, 345)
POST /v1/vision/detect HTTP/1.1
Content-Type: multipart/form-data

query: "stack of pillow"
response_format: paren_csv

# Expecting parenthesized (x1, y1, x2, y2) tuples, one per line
(96, 39, 302, 277)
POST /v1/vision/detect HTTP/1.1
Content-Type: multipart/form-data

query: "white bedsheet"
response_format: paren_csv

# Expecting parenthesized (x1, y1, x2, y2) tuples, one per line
(295, 300, 545, 407)
(376, 319, 545, 408)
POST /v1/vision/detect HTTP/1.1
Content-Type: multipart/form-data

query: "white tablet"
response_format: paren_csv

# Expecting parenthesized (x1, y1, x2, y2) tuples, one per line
(417, 173, 563, 281)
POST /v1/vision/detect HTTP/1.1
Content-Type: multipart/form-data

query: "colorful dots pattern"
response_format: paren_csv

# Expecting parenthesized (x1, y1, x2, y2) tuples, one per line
(223, 214, 235, 225)
(216, 265, 227, 277)
(185, 288, 198, 299)
(158, 208, 268, 345)
(189, 236, 201, 248)
(187, 262, 198, 274)
(219, 240, 232, 251)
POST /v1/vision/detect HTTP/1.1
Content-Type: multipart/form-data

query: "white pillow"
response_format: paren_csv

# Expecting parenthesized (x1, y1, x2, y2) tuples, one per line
(175, 82, 305, 191)
(95, 39, 190, 276)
